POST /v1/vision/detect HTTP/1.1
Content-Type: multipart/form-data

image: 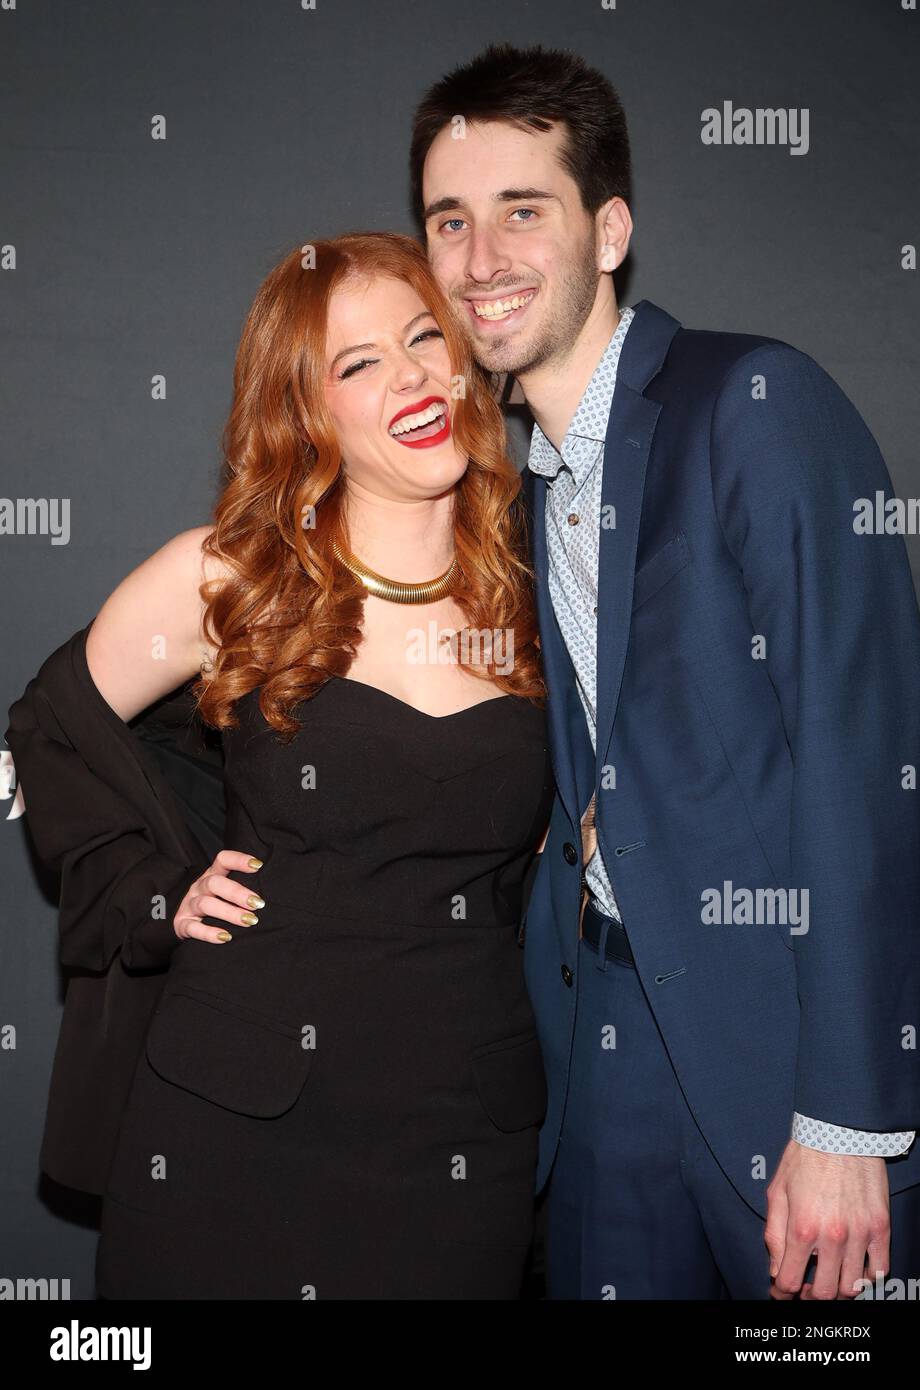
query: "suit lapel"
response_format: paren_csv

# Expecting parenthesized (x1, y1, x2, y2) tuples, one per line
(531, 478, 595, 828)
(593, 303, 682, 782)
(525, 300, 683, 822)
(593, 387, 662, 783)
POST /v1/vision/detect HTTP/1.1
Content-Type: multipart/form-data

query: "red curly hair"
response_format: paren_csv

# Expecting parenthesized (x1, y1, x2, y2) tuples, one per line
(192, 231, 545, 741)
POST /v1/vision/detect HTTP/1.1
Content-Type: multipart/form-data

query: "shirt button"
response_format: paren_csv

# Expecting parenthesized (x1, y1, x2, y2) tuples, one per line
(567, 513, 580, 526)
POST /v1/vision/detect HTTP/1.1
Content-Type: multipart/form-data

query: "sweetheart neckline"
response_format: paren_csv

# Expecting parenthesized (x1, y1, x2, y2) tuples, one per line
(331, 675, 517, 722)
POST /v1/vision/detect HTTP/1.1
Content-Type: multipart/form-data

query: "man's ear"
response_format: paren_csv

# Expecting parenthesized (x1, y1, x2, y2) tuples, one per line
(596, 196, 633, 273)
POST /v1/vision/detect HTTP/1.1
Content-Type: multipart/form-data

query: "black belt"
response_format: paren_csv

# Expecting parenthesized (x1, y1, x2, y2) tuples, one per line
(582, 900, 635, 967)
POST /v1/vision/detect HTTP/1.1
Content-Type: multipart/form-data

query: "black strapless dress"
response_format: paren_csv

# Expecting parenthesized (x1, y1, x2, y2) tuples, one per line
(95, 675, 554, 1299)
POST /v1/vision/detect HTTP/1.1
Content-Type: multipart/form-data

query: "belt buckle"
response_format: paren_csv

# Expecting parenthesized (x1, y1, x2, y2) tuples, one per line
(586, 899, 633, 967)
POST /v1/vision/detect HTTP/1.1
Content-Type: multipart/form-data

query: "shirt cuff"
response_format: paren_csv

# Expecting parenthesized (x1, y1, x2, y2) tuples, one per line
(792, 1112, 915, 1158)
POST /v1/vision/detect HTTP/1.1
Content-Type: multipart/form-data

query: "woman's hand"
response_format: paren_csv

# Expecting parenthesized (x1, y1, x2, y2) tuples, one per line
(173, 850, 265, 944)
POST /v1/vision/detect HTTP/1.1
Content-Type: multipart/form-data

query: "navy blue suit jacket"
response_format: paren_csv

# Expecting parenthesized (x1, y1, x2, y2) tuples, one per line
(522, 299, 920, 1215)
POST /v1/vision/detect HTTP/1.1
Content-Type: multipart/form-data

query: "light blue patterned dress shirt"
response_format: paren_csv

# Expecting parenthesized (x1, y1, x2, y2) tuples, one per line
(526, 305, 913, 1160)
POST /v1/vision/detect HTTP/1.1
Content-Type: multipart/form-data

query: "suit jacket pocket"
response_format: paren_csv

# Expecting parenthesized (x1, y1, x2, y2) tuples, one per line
(469, 1030, 548, 1132)
(145, 985, 311, 1118)
(632, 531, 691, 611)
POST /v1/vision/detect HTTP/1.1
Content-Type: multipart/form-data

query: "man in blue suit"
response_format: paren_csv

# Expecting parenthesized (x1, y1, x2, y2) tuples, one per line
(413, 43, 920, 1298)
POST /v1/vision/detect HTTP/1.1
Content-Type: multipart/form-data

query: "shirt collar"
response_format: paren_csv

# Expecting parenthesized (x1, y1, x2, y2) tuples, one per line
(527, 305, 635, 483)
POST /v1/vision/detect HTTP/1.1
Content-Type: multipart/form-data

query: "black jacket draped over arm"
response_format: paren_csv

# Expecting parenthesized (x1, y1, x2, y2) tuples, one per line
(5, 620, 225, 1195)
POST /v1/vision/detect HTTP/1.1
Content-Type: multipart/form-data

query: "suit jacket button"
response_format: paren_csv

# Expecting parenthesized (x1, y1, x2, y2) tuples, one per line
(561, 964, 573, 986)
(563, 842, 578, 865)
(516, 920, 526, 947)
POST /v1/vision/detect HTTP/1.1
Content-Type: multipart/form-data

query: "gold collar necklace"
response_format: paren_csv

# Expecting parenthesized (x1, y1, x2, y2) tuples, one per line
(332, 539, 459, 605)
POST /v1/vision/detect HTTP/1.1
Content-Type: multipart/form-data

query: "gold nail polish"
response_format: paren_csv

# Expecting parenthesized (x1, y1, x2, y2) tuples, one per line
(217, 931, 232, 942)
(247, 857, 264, 869)
(246, 894, 266, 910)
(241, 911, 259, 926)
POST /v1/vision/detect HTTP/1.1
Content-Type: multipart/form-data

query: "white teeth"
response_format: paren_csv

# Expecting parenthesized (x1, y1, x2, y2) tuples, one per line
(472, 291, 535, 320)
(388, 401, 447, 437)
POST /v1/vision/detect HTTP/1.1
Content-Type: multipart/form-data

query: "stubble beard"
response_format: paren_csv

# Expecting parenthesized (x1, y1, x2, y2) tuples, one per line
(464, 236, 600, 380)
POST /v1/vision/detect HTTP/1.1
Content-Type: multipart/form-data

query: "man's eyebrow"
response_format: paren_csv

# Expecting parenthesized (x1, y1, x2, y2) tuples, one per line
(329, 311, 436, 370)
(423, 188, 560, 221)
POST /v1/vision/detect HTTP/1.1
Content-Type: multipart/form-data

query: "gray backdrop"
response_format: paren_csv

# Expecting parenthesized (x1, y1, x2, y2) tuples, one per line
(2, 0, 918, 1296)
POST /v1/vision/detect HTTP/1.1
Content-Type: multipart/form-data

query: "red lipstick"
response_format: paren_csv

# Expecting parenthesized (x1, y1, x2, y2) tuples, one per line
(387, 395, 451, 449)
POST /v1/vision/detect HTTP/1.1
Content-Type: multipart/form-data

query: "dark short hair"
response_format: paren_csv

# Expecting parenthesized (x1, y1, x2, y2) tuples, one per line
(409, 43, 632, 229)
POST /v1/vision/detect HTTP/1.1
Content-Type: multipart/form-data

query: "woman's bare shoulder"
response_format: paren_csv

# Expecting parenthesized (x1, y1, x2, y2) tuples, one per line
(84, 525, 232, 722)
(179, 523, 232, 593)
(179, 524, 234, 673)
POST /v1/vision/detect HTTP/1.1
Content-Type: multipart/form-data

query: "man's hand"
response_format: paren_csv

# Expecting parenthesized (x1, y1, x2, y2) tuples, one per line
(765, 1140, 891, 1299)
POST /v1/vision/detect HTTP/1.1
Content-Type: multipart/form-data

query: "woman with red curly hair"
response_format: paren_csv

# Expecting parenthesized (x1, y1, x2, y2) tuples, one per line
(78, 232, 553, 1298)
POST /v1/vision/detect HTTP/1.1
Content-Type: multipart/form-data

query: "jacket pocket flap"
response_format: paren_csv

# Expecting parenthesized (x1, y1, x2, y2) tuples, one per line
(632, 531, 691, 611)
(145, 987, 311, 1118)
(469, 1031, 547, 1132)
